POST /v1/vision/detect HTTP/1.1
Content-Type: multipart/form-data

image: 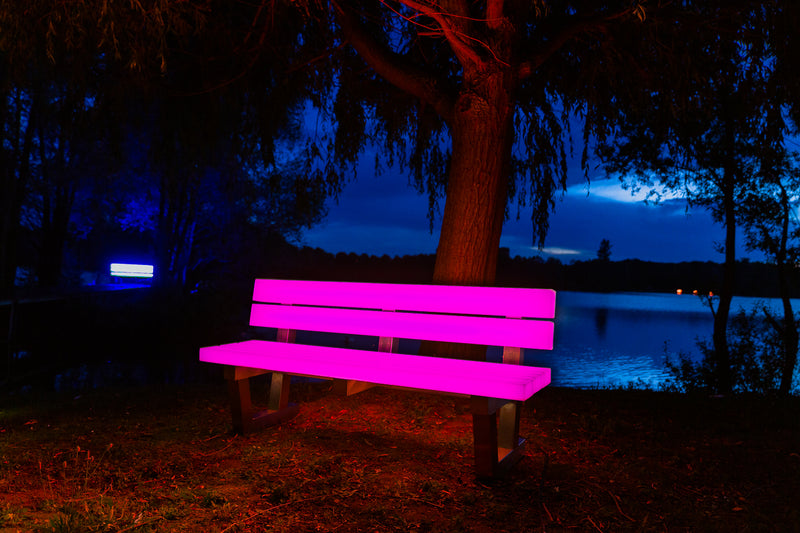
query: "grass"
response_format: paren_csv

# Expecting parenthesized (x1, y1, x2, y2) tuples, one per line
(1, 378, 799, 532)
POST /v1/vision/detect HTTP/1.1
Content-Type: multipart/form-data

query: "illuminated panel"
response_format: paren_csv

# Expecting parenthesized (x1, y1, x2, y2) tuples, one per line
(250, 304, 554, 350)
(253, 279, 556, 319)
(110, 263, 154, 278)
(200, 340, 551, 400)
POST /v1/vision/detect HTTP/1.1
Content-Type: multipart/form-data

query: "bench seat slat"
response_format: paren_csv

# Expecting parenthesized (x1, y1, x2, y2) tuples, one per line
(253, 279, 556, 319)
(250, 304, 554, 350)
(200, 340, 551, 401)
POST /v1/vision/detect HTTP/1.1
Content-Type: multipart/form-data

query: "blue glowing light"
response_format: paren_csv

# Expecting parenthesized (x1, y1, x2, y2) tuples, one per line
(110, 263, 154, 278)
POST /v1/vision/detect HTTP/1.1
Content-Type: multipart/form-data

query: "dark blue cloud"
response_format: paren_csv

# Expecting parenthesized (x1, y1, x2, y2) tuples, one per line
(302, 168, 757, 263)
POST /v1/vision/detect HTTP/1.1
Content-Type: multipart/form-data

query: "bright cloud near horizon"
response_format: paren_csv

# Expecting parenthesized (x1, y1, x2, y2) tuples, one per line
(300, 165, 755, 264)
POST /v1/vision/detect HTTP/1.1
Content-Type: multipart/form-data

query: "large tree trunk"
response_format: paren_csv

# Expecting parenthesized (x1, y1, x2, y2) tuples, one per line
(432, 74, 514, 287)
(333, 4, 518, 288)
(424, 73, 515, 361)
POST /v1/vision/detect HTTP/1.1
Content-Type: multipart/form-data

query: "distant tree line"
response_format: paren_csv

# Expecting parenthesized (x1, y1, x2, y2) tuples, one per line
(500, 256, 799, 298)
(240, 243, 798, 299)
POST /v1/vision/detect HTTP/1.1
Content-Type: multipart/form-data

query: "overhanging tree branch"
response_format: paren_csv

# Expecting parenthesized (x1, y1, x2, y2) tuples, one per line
(333, 1, 455, 122)
(517, 5, 640, 79)
(395, 0, 483, 68)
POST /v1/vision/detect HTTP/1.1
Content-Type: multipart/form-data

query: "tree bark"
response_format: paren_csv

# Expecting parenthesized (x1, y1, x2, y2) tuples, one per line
(432, 75, 514, 286)
(422, 71, 515, 360)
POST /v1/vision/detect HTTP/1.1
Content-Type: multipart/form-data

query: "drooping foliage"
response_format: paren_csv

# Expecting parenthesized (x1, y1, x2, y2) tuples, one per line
(0, 1, 784, 291)
(0, 0, 329, 291)
(283, 1, 771, 286)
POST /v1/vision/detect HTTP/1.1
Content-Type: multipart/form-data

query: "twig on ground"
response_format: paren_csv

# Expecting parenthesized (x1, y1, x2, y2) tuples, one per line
(587, 515, 604, 532)
(116, 516, 164, 533)
(220, 495, 327, 533)
(389, 493, 446, 508)
(606, 488, 635, 522)
(198, 435, 238, 456)
(542, 502, 554, 522)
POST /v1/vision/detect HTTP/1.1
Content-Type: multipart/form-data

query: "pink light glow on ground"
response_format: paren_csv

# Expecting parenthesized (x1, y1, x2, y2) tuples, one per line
(200, 340, 551, 400)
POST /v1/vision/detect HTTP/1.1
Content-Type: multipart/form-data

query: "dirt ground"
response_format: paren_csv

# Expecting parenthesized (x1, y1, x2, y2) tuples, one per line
(1, 380, 799, 532)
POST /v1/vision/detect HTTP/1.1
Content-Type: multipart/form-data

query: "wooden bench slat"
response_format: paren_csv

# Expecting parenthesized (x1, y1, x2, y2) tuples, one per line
(253, 279, 556, 319)
(200, 340, 551, 401)
(250, 303, 554, 350)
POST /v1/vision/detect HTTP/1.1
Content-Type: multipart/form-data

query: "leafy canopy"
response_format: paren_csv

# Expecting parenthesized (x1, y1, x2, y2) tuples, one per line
(290, 0, 764, 245)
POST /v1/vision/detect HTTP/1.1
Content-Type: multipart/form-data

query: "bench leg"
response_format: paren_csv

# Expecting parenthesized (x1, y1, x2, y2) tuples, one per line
(228, 377, 253, 434)
(226, 371, 299, 434)
(498, 401, 522, 453)
(472, 399, 526, 478)
(473, 411, 499, 478)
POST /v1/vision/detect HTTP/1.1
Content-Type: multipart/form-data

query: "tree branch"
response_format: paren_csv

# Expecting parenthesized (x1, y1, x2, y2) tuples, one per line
(517, 6, 639, 79)
(333, 2, 454, 122)
(396, 0, 483, 68)
(486, 0, 504, 30)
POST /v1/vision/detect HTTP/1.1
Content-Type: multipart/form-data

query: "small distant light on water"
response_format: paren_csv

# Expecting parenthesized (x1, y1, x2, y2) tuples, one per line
(676, 289, 682, 295)
(110, 263, 154, 278)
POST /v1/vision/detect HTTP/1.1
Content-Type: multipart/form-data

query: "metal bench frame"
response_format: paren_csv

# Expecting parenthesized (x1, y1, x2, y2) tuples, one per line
(200, 279, 555, 477)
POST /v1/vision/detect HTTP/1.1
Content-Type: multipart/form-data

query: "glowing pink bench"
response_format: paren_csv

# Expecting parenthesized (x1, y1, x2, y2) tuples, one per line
(199, 278, 555, 477)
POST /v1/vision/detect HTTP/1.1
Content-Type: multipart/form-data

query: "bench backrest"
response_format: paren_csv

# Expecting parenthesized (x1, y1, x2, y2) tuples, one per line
(250, 279, 555, 351)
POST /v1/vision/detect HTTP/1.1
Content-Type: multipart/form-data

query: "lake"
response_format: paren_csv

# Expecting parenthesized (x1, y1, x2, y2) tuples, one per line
(524, 291, 791, 390)
(36, 290, 793, 393)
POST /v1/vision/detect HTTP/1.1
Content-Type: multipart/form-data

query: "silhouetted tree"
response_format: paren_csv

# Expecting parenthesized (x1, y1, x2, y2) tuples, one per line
(741, 152, 800, 395)
(597, 9, 777, 394)
(597, 239, 612, 262)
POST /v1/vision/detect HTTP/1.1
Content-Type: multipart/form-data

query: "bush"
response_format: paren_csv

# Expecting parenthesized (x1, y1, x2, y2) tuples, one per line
(666, 305, 792, 395)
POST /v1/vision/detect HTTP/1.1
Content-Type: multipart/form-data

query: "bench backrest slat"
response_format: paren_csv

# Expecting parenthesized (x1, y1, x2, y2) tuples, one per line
(250, 279, 555, 350)
(250, 303, 554, 350)
(253, 279, 555, 319)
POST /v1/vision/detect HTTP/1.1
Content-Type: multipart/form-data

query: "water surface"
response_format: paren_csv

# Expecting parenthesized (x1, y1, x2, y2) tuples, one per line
(525, 291, 712, 389)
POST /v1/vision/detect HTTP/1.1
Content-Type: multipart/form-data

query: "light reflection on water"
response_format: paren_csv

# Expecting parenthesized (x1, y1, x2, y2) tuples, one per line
(523, 291, 793, 390)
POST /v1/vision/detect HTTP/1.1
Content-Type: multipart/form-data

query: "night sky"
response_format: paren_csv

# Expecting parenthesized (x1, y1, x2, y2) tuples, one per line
(302, 163, 755, 264)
